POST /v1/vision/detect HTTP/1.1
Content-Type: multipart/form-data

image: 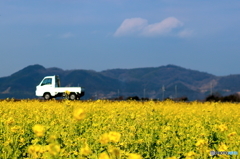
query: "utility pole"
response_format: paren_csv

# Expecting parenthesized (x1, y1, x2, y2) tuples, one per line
(175, 85, 178, 98)
(210, 82, 213, 96)
(162, 85, 165, 100)
(95, 92, 98, 100)
(143, 88, 146, 99)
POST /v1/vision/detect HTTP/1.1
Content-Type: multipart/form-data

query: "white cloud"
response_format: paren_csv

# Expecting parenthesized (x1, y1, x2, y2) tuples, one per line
(178, 29, 194, 38)
(114, 17, 184, 37)
(142, 17, 183, 36)
(60, 32, 75, 38)
(114, 18, 148, 37)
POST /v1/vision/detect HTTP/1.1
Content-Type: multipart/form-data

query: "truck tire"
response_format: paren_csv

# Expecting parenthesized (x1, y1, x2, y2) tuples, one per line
(43, 93, 51, 100)
(69, 93, 76, 100)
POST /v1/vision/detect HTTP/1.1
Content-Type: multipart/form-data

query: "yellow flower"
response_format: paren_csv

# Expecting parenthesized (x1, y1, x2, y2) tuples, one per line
(28, 145, 36, 154)
(46, 143, 61, 156)
(163, 126, 171, 132)
(99, 133, 110, 144)
(99, 152, 110, 159)
(137, 139, 143, 144)
(108, 147, 120, 158)
(195, 139, 206, 147)
(73, 151, 78, 155)
(73, 108, 86, 120)
(227, 132, 237, 137)
(108, 131, 121, 143)
(218, 143, 228, 151)
(186, 151, 196, 157)
(166, 157, 177, 159)
(28, 145, 44, 158)
(65, 90, 70, 95)
(5, 117, 14, 125)
(47, 135, 57, 143)
(218, 124, 228, 132)
(3, 139, 11, 146)
(80, 144, 92, 156)
(128, 153, 143, 159)
(19, 137, 25, 143)
(32, 124, 45, 137)
(11, 125, 21, 133)
(130, 113, 136, 119)
(99, 132, 121, 144)
(186, 151, 197, 159)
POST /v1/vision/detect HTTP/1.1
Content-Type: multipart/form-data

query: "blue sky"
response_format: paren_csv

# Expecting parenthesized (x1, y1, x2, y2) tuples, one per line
(1, 0, 240, 77)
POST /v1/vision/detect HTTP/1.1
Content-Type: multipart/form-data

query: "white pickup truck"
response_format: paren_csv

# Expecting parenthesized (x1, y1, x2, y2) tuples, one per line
(35, 75, 85, 100)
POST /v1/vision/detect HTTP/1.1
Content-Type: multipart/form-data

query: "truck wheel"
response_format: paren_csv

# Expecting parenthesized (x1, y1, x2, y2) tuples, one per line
(69, 93, 76, 100)
(43, 93, 51, 100)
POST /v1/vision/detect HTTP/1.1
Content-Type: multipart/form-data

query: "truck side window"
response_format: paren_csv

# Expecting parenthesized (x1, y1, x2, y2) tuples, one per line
(41, 78, 52, 86)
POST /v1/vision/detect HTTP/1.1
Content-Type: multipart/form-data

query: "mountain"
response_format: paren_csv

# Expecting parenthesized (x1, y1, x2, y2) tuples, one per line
(0, 64, 239, 100)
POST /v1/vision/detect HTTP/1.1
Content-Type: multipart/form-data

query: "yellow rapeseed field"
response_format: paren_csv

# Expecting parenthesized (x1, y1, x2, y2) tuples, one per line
(0, 99, 239, 159)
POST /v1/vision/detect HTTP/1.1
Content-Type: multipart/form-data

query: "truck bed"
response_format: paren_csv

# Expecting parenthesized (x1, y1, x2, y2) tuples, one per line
(54, 87, 82, 93)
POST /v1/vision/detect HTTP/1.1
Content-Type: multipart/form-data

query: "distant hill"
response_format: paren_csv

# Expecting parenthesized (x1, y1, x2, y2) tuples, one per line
(0, 64, 240, 100)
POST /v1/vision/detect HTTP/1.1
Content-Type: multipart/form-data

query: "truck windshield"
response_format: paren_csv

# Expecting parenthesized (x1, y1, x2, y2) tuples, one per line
(41, 78, 52, 86)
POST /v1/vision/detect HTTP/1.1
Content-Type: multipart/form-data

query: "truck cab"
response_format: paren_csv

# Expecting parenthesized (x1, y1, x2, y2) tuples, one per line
(36, 75, 84, 100)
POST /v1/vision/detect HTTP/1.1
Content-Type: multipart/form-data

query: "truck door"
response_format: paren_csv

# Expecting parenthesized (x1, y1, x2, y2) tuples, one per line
(36, 77, 54, 96)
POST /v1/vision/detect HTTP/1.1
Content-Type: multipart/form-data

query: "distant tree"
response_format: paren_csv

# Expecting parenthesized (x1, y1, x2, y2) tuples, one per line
(221, 94, 240, 102)
(126, 96, 140, 101)
(205, 92, 221, 102)
(205, 92, 240, 102)
(178, 96, 188, 101)
(111, 96, 124, 101)
(141, 97, 149, 101)
(172, 96, 188, 102)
